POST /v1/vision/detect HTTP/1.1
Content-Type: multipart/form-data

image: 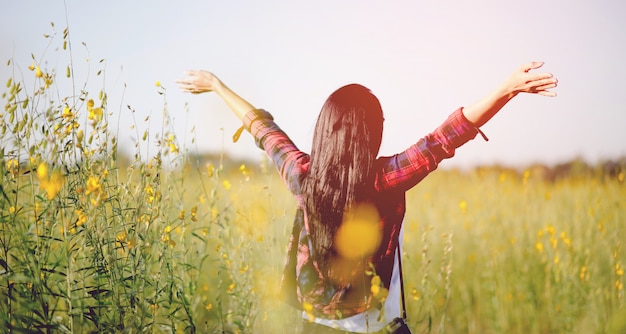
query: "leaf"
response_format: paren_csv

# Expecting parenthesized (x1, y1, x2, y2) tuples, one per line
(41, 267, 68, 277)
(87, 288, 112, 299)
(0, 258, 8, 274)
(191, 232, 206, 242)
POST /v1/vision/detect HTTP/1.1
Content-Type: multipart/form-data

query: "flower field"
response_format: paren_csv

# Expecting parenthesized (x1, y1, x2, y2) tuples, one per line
(1, 24, 624, 333)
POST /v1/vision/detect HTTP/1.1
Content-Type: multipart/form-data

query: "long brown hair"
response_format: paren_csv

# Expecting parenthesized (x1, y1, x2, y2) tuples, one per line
(302, 84, 384, 276)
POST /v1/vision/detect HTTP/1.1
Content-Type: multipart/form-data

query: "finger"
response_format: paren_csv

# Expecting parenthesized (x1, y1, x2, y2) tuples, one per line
(176, 81, 192, 89)
(177, 83, 197, 93)
(524, 73, 555, 86)
(530, 72, 554, 80)
(530, 77, 557, 87)
(534, 83, 558, 92)
(522, 61, 545, 73)
(538, 91, 557, 97)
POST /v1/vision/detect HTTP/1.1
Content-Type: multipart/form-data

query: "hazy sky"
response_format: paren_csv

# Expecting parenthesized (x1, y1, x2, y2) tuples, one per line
(2, 0, 625, 168)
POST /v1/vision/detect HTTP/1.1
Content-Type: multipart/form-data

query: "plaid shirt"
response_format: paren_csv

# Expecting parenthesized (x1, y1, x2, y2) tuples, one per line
(243, 107, 480, 319)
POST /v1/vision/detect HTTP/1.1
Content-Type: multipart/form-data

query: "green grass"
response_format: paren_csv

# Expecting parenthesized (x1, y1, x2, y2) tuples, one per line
(1, 22, 624, 333)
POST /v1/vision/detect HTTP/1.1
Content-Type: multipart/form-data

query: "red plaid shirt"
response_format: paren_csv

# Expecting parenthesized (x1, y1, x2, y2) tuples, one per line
(243, 107, 481, 319)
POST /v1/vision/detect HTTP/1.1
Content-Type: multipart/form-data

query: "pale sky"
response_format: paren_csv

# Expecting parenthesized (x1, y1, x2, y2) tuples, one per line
(2, 0, 625, 168)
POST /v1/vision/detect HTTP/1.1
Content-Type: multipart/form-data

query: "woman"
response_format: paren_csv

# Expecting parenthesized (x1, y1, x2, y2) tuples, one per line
(177, 62, 557, 333)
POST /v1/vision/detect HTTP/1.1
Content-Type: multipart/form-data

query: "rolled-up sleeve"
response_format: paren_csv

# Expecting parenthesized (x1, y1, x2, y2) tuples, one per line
(242, 109, 310, 195)
(376, 108, 481, 192)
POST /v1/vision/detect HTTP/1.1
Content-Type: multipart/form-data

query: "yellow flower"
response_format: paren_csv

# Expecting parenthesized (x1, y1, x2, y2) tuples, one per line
(164, 225, 172, 233)
(334, 204, 381, 260)
(6, 159, 18, 170)
(62, 106, 73, 120)
(371, 275, 381, 287)
(44, 76, 53, 89)
(86, 99, 103, 123)
(580, 266, 588, 280)
(37, 162, 64, 200)
(411, 288, 420, 301)
(222, 180, 231, 190)
(550, 237, 558, 250)
(498, 172, 507, 183)
(144, 184, 155, 203)
(116, 231, 127, 243)
(43, 171, 64, 200)
(155, 81, 161, 87)
(370, 275, 388, 301)
(459, 200, 468, 213)
(35, 66, 43, 78)
(85, 175, 106, 205)
(88, 107, 103, 122)
(190, 206, 198, 222)
(85, 176, 102, 195)
(75, 209, 87, 227)
(535, 242, 544, 253)
(37, 162, 49, 179)
(302, 302, 314, 321)
(371, 283, 380, 296)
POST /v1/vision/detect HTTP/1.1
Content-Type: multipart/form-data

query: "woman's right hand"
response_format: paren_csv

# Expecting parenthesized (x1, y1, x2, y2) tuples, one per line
(501, 62, 558, 97)
(463, 62, 558, 127)
(176, 70, 223, 94)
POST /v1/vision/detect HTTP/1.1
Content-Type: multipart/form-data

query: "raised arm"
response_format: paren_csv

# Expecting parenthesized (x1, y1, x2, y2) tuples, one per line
(463, 62, 558, 128)
(176, 70, 254, 121)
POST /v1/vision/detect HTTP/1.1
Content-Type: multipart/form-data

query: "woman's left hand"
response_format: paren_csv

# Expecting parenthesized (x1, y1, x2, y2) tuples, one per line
(176, 70, 223, 94)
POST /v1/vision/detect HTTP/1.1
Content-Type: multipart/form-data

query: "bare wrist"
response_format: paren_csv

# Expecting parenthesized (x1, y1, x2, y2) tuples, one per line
(497, 83, 517, 101)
